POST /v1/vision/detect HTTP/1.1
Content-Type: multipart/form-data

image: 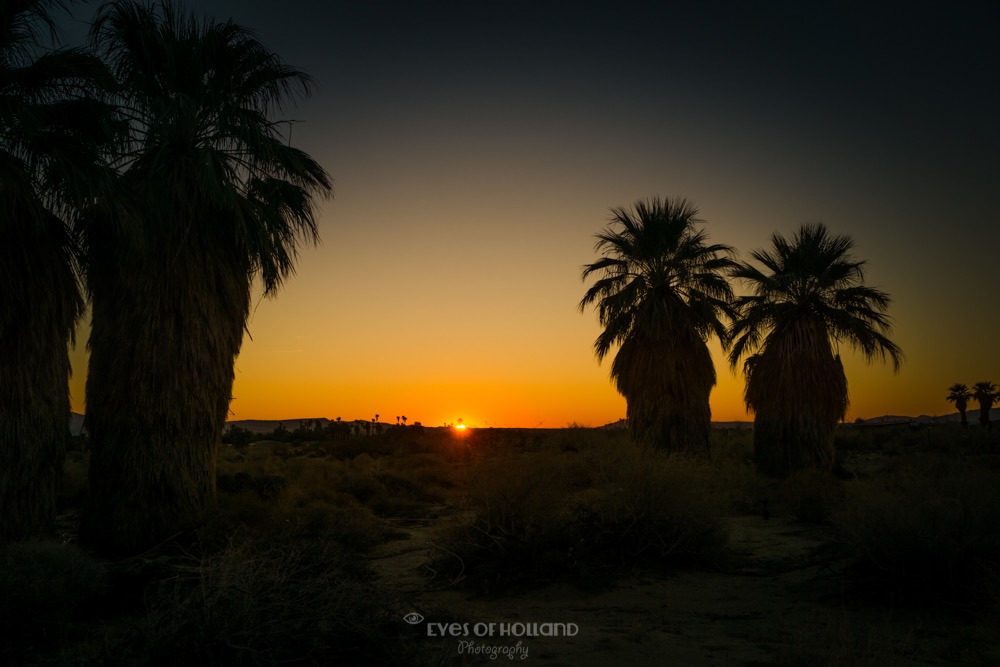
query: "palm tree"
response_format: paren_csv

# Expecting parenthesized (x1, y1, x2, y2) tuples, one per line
(0, 0, 113, 541)
(728, 223, 902, 476)
(78, 0, 331, 554)
(946, 383, 972, 428)
(971, 381, 997, 429)
(580, 197, 737, 453)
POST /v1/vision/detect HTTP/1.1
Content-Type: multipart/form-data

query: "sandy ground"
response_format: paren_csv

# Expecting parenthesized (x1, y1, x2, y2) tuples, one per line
(369, 509, 1000, 666)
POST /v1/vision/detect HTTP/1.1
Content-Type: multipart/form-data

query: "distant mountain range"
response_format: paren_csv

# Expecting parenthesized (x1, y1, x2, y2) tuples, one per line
(67, 408, 1000, 436)
(69, 414, 380, 436)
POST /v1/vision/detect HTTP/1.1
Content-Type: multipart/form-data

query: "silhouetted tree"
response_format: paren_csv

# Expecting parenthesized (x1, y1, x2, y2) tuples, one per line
(1, 0, 113, 541)
(972, 381, 997, 430)
(580, 197, 736, 453)
(946, 383, 972, 428)
(729, 223, 902, 476)
(78, 0, 331, 554)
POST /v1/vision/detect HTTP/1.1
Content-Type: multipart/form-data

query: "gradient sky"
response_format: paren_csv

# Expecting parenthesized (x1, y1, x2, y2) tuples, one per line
(62, 1, 1000, 427)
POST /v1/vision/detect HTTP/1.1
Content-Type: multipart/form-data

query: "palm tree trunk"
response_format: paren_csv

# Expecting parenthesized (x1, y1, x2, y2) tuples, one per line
(0, 212, 80, 542)
(79, 231, 249, 555)
(615, 326, 715, 454)
(746, 320, 848, 477)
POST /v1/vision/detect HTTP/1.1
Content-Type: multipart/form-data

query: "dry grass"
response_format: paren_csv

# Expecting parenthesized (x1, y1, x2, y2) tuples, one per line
(833, 445, 1000, 611)
(126, 536, 411, 666)
(18, 421, 1000, 664)
(437, 433, 730, 592)
(0, 541, 108, 663)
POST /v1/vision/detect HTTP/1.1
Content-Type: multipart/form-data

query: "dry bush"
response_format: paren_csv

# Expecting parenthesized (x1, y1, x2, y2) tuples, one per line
(0, 541, 108, 660)
(209, 452, 399, 553)
(581, 443, 729, 562)
(779, 469, 846, 524)
(835, 457, 1000, 609)
(438, 438, 728, 592)
(775, 609, 920, 667)
(117, 536, 413, 666)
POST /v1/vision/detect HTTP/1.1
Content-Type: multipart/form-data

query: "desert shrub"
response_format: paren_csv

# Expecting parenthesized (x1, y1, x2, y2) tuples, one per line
(275, 457, 344, 500)
(835, 460, 1000, 608)
(216, 470, 255, 494)
(374, 470, 445, 504)
(581, 445, 729, 565)
(779, 469, 846, 524)
(201, 490, 278, 543)
(281, 502, 401, 551)
(221, 424, 254, 446)
(775, 609, 922, 667)
(112, 536, 413, 666)
(336, 468, 383, 503)
(711, 427, 755, 463)
(0, 541, 107, 659)
(438, 441, 727, 592)
(216, 471, 287, 501)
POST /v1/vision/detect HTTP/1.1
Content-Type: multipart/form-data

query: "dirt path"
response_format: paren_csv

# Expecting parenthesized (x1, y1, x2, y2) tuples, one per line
(369, 510, 996, 666)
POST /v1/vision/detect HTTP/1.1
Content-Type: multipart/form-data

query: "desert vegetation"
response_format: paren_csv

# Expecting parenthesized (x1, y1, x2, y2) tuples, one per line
(3, 424, 999, 664)
(5, 2, 996, 665)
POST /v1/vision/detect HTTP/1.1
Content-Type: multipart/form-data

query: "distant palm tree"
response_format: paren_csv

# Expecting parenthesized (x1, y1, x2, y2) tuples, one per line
(78, 0, 331, 554)
(0, 0, 113, 541)
(580, 197, 736, 453)
(729, 223, 902, 476)
(971, 381, 997, 429)
(946, 383, 972, 428)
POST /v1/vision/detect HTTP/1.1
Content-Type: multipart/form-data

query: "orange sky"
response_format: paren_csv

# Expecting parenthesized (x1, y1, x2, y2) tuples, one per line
(63, 2, 999, 428)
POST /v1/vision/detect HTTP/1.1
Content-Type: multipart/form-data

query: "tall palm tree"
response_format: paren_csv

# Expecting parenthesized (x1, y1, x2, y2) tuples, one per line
(580, 197, 736, 453)
(971, 381, 997, 429)
(78, 0, 331, 554)
(1, 0, 113, 541)
(728, 223, 902, 476)
(946, 383, 972, 428)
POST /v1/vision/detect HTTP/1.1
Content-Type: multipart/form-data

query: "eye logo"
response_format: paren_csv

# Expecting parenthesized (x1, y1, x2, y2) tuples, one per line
(403, 612, 424, 625)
